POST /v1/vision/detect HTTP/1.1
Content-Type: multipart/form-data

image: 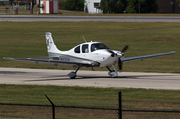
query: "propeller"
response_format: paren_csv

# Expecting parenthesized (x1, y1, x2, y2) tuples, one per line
(121, 44, 130, 53)
(106, 44, 130, 71)
(118, 44, 130, 71)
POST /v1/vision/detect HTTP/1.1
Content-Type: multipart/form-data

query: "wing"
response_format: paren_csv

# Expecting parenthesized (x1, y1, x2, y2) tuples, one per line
(122, 51, 177, 62)
(3, 57, 93, 67)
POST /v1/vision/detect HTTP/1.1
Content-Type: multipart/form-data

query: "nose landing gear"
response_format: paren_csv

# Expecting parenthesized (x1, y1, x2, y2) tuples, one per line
(106, 65, 118, 78)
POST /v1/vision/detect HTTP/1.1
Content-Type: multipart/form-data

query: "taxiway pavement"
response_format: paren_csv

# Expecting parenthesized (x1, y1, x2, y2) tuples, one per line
(0, 67, 180, 90)
(0, 15, 180, 22)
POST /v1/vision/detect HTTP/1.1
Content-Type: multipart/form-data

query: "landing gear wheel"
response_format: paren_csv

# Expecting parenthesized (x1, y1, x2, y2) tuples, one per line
(106, 66, 118, 78)
(67, 67, 81, 79)
(108, 71, 118, 78)
(67, 72, 77, 79)
(70, 76, 76, 79)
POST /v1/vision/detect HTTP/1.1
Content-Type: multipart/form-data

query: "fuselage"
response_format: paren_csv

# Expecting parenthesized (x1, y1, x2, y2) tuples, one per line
(48, 42, 122, 67)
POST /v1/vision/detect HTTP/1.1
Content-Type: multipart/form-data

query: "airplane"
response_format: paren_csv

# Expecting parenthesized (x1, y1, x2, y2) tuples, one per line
(4, 32, 177, 79)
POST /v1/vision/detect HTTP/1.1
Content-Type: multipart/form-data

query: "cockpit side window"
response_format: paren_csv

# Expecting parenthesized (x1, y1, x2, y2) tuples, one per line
(74, 45, 80, 53)
(82, 44, 89, 53)
(91, 43, 109, 52)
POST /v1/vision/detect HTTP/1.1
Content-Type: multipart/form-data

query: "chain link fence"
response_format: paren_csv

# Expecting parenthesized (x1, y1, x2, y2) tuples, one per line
(1, 91, 180, 119)
(0, 105, 52, 118)
(0, 5, 85, 15)
(0, 5, 31, 14)
(0, 104, 119, 119)
(0, 5, 43, 14)
(1, 104, 180, 119)
(123, 111, 180, 119)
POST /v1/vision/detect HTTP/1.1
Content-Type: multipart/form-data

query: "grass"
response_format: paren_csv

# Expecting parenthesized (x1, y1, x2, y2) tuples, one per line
(1, 84, 180, 110)
(1, 84, 180, 118)
(0, 22, 179, 73)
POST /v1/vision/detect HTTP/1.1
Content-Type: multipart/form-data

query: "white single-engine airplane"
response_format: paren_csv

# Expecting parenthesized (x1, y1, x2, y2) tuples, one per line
(4, 32, 177, 79)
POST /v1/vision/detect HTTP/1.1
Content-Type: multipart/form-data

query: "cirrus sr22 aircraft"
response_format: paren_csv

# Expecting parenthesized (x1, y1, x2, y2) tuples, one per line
(4, 32, 177, 79)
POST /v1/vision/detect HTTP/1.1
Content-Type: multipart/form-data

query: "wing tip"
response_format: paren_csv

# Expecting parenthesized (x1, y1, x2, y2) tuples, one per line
(3, 57, 15, 60)
(171, 51, 177, 54)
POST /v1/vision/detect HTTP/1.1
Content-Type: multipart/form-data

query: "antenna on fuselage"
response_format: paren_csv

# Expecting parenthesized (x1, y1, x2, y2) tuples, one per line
(82, 36, 87, 43)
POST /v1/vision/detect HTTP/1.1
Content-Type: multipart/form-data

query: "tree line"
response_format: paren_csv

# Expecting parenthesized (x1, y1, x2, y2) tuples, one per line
(61, 0, 84, 11)
(100, 0, 158, 13)
(62, 0, 158, 13)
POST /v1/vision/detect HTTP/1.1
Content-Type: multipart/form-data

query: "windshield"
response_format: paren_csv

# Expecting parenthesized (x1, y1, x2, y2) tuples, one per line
(91, 43, 109, 52)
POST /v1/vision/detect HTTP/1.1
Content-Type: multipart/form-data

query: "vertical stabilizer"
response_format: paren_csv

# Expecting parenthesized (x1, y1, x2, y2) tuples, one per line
(45, 32, 60, 54)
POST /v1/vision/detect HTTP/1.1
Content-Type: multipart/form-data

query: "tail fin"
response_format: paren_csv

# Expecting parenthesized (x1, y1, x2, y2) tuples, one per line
(45, 32, 60, 53)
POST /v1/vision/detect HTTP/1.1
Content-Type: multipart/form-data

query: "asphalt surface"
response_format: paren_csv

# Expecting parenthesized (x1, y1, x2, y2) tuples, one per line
(0, 15, 180, 22)
(0, 67, 180, 90)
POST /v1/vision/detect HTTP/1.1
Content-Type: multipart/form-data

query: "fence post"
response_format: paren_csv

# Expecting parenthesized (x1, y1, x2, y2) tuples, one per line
(45, 95, 55, 119)
(118, 91, 122, 119)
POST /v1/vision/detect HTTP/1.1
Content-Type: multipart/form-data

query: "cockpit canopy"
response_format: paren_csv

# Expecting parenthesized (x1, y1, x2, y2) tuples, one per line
(74, 42, 110, 53)
(91, 43, 109, 52)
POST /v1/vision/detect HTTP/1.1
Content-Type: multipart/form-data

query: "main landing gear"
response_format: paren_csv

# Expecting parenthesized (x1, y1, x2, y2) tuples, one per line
(67, 66, 118, 79)
(106, 65, 118, 78)
(67, 67, 81, 79)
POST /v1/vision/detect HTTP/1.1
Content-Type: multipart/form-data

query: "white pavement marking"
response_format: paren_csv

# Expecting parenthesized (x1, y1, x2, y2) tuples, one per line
(0, 67, 180, 90)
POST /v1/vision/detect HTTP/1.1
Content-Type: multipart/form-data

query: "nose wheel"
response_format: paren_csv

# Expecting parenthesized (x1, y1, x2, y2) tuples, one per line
(106, 65, 118, 78)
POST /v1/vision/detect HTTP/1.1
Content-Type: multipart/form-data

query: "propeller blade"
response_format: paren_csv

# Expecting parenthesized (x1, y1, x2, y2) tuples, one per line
(107, 49, 116, 57)
(121, 44, 130, 53)
(118, 58, 123, 71)
(118, 44, 130, 71)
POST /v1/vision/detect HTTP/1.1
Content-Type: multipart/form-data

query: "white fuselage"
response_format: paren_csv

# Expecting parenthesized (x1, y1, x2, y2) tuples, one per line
(48, 42, 122, 67)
